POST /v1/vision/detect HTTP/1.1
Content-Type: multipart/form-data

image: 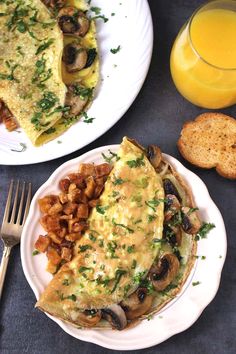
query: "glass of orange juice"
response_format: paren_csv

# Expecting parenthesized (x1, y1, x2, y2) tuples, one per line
(170, 0, 236, 109)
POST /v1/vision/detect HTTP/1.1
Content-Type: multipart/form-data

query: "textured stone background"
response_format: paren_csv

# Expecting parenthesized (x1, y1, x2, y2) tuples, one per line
(0, 1, 236, 353)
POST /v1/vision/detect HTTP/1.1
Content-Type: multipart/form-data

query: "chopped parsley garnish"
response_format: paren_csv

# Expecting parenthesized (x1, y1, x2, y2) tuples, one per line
(91, 6, 101, 15)
(73, 85, 93, 100)
(127, 245, 135, 253)
(126, 154, 145, 168)
(62, 279, 70, 286)
(145, 197, 166, 212)
(187, 207, 199, 215)
(37, 91, 58, 111)
(32, 249, 40, 256)
(32, 56, 52, 87)
(133, 271, 146, 284)
(11, 143, 27, 152)
(67, 294, 76, 301)
(196, 222, 215, 239)
(192, 281, 201, 286)
(91, 14, 108, 23)
(113, 177, 125, 185)
(79, 244, 92, 252)
(96, 205, 108, 215)
(102, 150, 120, 163)
(0, 62, 19, 82)
(79, 266, 92, 273)
(110, 45, 121, 54)
(148, 214, 156, 223)
(131, 259, 137, 269)
(111, 191, 120, 198)
(31, 112, 43, 130)
(112, 218, 134, 233)
(201, 256, 206, 260)
(83, 112, 95, 124)
(107, 241, 118, 258)
(47, 105, 70, 117)
(16, 45, 24, 57)
(89, 234, 97, 242)
(35, 38, 54, 55)
(111, 269, 127, 293)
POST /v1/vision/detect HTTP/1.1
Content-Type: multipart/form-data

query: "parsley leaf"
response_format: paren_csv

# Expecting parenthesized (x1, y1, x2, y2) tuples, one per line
(126, 154, 145, 168)
(110, 45, 121, 54)
(196, 222, 215, 239)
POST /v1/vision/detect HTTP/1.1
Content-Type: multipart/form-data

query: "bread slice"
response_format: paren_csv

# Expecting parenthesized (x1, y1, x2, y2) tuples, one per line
(177, 113, 236, 179)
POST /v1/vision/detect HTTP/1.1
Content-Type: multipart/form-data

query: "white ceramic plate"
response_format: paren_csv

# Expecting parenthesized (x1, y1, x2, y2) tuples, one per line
(0, 0, 153, 165)
(21, 144, 227, 350)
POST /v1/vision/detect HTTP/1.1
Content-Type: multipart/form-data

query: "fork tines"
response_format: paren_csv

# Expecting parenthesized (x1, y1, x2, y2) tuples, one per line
(3, 180, 32, 226)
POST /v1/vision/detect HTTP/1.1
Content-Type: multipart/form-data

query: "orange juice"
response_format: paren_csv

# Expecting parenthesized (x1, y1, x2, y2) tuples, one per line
(170, 1, 236, 108)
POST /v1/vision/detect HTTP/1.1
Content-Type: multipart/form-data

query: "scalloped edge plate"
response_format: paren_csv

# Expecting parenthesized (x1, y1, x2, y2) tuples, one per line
(0, 0, 153, 165)
(21, 144, 227, 350)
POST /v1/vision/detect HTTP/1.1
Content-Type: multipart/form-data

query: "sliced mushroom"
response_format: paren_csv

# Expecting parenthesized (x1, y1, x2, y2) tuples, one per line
(121, 288, 153, 320)
(163, 224, 182, 246)
(72, 309, 101, 327)
(181, 207, 201, 234)
(58, 7, 90, 37)
(149, 253, 180, 291)
(65, 84, 88, 116)
(102, 304, 127, 330)
(63, 42, 88, 73)
(163, 179, 182, 202)
(146, 145, 162, 169)
(164, 194, 181, 221)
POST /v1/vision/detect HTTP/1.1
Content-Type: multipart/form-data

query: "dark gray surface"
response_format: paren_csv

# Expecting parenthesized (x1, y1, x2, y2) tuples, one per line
(0, 0, 236, 353)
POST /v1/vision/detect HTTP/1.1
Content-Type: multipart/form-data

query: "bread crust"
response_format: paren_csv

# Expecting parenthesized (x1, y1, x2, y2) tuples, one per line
(178, 113, 236, 179)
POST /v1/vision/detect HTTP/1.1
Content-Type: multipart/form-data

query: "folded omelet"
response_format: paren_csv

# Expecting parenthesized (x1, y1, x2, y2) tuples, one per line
(0, 0, 99, 145)
(36, 137, 200, 330)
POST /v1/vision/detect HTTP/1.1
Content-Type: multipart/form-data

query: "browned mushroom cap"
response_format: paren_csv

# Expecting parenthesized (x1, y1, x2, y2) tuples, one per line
(163, 179, 182, 202)
(58, 7, 90, 37)
(63, 42, 88, 73)
(102, 304, 127, 330)
(164, 194, 181, 221)
(181, 207, 201, 234)
(74, 309, 101, 327)
(42, 0, 65, 9)
(121, 288, 154, 320)
(149, 253, 180, 291)
(65, 84, 89, 116)
(146, 145, 162, 169)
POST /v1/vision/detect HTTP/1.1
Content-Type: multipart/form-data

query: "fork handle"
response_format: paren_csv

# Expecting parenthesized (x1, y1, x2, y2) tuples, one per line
(0, 245, 12, 299)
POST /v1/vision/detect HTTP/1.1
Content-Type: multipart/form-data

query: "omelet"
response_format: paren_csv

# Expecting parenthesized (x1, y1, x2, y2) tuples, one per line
(0, 0, 99, 146)
(36, 137, 202, 330)
(36, 137, 165, 325)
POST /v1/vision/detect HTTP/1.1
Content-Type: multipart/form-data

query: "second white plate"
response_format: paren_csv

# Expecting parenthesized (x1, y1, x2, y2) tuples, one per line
(0, 0, 153, 165)
(21, 144, 227, 350)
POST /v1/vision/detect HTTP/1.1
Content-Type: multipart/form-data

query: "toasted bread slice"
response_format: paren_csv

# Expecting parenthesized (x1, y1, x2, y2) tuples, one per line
(178, 113, 236, 179)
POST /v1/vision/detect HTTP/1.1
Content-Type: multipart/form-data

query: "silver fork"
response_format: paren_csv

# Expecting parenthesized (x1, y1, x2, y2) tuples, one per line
(0, 180, 32, 299)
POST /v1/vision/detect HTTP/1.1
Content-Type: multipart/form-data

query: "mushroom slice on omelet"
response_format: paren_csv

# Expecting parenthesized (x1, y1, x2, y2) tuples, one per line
(36, 137, 202, 330)
(0, 0, 99, 146)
